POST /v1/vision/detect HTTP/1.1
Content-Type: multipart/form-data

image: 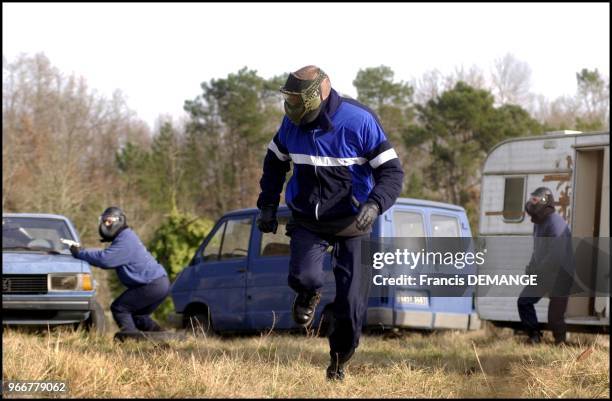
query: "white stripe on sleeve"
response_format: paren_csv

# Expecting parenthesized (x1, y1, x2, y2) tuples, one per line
(268, 140, 291, 161)
(369, 148, 398, 168)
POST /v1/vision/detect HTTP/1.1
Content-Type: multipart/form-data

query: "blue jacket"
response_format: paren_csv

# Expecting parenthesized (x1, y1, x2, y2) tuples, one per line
(527, 212, 575, 292)
(257, 89, 404, 221)
(75, 228, 167, 288)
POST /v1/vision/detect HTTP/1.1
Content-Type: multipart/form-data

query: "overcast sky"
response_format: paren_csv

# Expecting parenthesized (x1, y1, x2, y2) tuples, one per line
(3, 2, 610, 130)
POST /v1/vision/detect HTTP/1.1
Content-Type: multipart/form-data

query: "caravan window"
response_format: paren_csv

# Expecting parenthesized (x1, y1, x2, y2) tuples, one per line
(503, 177, 525, 222)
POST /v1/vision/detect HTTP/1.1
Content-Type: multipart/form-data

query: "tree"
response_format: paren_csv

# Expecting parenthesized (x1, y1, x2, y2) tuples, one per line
(575, 68, 609, 130)
(491, 53, 533, 107)
(2, 53, 149, 242)
(2, 53, 151, 314)
(183, 67, 284, 217)
(530, 68, 609, 132)
(353, 66, 416, 196)
(447, 64, 488, 92)
(353, 66, 413, 110)
(150, 119, 186, 213)
(412, 69, 444, 105)
(148, 210, 214, 322)
(148, 211, 214, 282)
(404, 82, 541, 230)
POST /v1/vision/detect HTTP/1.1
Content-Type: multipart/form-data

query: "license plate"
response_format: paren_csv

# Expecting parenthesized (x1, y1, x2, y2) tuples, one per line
(396, 295, 428, 306)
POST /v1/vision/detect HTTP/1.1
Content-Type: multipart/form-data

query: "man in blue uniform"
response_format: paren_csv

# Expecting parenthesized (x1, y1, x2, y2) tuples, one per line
(70, 207, 170, 334)
(256, 65, 404, 380)
(518, 187, 575, 345)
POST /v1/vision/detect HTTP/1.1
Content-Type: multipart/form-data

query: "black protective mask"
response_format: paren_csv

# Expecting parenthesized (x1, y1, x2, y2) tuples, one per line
(525, 202, 554, 224)
(98, 207, 127, 242)
(99, 224, 114, 243)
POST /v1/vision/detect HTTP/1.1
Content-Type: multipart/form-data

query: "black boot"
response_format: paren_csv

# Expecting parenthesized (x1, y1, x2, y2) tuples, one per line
(526, 331, 542, 345)
(326, 349, 354, 381)
(292, 291, 321, 326)
(145, 321, 164, 332)
(554, 332, 567, 346)
(114, 330, 144, 342)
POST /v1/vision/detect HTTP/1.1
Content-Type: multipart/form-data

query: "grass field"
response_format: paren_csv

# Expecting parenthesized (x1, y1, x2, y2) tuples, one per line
(2, 326, 609, 398)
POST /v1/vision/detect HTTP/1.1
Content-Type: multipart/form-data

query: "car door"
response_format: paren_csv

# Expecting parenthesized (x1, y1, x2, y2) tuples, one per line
(189, 214, 252, 331)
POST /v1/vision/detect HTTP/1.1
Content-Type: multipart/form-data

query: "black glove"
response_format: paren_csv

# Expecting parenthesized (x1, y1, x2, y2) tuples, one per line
(257, 205, 278, 234)
(355, 201, 380, 231)
(70, 244, 81, 257)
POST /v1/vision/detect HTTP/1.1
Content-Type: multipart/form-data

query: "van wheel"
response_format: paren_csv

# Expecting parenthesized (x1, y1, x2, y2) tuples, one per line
(84, 299, 106, 334)
(317, 304, 335, 337)
(184, 309, 213, 337)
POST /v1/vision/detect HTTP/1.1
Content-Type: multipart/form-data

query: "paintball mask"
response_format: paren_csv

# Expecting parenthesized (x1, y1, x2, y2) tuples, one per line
(524, 187, 555, 223)
(98, 206, 127, 242)
(280, 69, 328, 126)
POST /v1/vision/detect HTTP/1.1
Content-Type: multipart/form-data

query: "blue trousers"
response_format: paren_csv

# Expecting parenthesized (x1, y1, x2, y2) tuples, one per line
(287, 225, 370, 357)
(517, 290, 568, 341)
(110, 275, 170, 332)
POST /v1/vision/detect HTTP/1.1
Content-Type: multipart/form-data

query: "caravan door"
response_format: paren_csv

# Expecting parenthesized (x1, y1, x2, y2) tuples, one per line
(567, 146, 609, 324)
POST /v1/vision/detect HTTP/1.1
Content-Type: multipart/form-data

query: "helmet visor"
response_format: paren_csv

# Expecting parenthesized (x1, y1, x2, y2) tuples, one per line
(281, 91, 304, 107)
(99, 215, 119, 226)
(529, 194, 549, 204)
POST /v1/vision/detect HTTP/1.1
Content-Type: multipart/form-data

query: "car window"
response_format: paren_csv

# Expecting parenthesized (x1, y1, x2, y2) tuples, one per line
(393, 211, 425, 237)
(220, 218, 252, 260)
(431, 214, 460, 237)
(2, 217, 74, 252)
(259, 216, 290, 257)
(202, 221, 225, 262)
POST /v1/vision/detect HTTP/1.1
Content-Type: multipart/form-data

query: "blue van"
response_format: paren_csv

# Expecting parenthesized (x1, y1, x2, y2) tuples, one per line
(170, 198, 481, 334)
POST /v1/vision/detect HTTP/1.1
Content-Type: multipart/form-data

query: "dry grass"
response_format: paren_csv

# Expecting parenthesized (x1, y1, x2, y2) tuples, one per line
(2, 326, 609, 398)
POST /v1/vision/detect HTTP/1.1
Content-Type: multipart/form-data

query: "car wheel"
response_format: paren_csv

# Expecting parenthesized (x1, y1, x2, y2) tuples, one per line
(184, 309, 213, 337)
(84, 299, 107, 334)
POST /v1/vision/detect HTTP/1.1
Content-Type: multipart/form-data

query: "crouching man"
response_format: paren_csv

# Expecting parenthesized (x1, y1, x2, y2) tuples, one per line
(70, 207, 170, 335)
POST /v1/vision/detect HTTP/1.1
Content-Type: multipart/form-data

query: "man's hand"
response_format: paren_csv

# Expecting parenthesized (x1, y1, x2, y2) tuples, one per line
(60, 238, 80, 248)
(257, 205, 278, 234)
(70, 244, 81, 257)
(356, 201, 380, 231)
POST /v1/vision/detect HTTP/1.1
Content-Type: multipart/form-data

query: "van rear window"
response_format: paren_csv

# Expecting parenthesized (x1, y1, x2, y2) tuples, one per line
(431, 214, 460, 237)
(503, 177, 525, 222)
(393, 211, 425, 237)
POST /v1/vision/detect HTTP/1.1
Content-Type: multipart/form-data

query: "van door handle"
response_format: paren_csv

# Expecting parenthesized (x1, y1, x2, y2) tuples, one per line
(236, 268, 247, 273)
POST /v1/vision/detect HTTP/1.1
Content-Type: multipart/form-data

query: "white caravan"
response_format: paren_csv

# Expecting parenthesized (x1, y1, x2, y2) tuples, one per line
(477, 130, 609, 332)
